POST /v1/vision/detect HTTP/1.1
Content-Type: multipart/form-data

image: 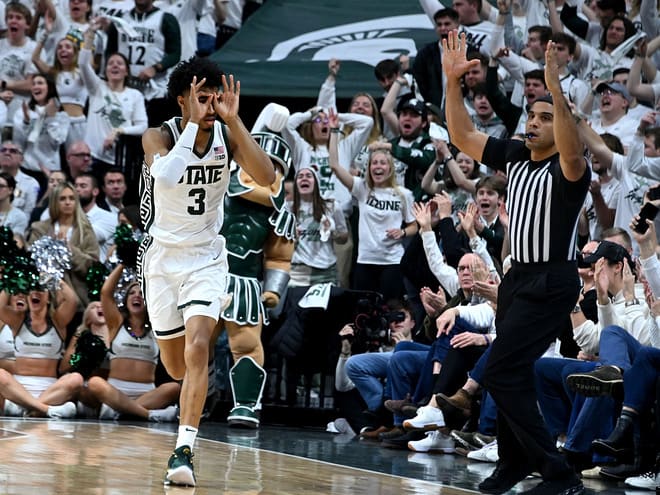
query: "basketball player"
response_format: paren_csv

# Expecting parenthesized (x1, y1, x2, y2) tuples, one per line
(140, 56, 274, 487)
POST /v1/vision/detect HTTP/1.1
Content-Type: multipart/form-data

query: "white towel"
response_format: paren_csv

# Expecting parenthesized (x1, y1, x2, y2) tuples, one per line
(108, 16, 139, 39)
(298, 283, 332, 309)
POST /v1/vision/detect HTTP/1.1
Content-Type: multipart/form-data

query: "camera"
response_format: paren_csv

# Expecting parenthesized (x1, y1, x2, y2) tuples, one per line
(347, 296, 405, 353)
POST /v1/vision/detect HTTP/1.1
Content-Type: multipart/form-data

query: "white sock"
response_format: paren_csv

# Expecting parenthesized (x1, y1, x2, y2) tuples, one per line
(176, 425, 198, 451)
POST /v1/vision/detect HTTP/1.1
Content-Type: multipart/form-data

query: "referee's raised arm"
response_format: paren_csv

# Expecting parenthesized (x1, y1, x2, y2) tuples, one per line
(442, 31, 489, 162)
(545, 41, 587, 182)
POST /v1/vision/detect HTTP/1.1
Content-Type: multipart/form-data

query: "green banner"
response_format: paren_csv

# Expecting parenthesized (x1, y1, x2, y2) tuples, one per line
(210, 0, 436, 98)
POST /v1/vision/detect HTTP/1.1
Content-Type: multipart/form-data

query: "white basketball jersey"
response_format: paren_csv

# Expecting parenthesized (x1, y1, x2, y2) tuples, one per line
(116, 8, 170, 99)
(142, 117, 231, 246)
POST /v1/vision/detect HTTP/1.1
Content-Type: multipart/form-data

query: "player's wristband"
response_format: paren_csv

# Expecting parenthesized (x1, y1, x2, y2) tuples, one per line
(176, 122, 199, 151)
(150, 122, 199, 187)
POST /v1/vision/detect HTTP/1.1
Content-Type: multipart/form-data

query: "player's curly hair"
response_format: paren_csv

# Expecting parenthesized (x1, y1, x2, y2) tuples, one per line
(167, 56, 224, 99)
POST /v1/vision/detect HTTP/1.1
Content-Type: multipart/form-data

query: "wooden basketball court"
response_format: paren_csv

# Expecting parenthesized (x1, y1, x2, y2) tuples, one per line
(0, 418, 474, 494)
(0, 418, 633, 494)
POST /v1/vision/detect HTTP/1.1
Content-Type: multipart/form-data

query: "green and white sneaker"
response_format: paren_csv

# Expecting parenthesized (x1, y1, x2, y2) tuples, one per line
(164, 445, 195, 487)
(227, 405, 260, 428)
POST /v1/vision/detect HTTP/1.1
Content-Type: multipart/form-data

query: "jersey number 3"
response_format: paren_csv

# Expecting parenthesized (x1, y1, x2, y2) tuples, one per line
(188, 188, 206, 215)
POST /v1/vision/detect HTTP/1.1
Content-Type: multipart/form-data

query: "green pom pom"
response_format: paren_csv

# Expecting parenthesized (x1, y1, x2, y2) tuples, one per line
(114, 224, 135, 245)
(114, 224, 140, 268)
(85, 262, 109, 302)
(69, 330, 109, 378)
(0, 249, 40, 294)
(0, 226, 19, 267)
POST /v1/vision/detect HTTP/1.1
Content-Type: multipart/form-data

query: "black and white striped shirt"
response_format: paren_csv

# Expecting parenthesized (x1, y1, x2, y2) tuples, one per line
(482, 138, 589, 264)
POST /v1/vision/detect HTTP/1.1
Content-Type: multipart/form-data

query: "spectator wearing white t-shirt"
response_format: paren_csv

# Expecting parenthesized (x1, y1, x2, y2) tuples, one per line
(0, 3, 37, 126)
(576, 119, 659, 254)
(328, 112, 417, 301)
(288, 167, 348, 287)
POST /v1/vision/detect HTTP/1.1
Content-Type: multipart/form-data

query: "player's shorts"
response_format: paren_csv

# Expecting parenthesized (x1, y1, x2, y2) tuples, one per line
(15, 375, 57, 397)
(107, 378, 155, 399)
(141, 234, 232, 340)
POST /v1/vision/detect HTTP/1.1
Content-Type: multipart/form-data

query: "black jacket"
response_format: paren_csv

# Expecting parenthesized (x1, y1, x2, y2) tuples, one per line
(413, 41, 444, 109)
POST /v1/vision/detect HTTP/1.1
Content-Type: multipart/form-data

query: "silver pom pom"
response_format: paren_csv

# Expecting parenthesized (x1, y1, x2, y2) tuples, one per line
(30, 236, 72, 291)
(113, 267, 137, 308)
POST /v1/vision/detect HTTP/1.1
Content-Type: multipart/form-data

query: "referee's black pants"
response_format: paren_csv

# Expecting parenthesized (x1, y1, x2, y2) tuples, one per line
(483, 261, 579, 481)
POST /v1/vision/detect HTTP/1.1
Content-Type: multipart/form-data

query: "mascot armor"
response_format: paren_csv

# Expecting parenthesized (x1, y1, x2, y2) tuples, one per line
(217, 103, 296, 427)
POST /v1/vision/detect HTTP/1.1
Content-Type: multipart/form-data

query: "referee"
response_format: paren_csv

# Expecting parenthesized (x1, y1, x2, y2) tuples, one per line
(443, 32, 589, 495)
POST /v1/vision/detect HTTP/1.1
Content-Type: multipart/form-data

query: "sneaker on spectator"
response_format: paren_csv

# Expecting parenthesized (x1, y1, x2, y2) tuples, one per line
(99, 403, 121, 420)
(408, 430, 455, 453)
(46, 402, 77, 419)
(149, 405, 179, 423)
(378, 426, 405, 441)
(333, 418, 355, 436)
(436, 389, 472, 417)
(451, 430, 481, 455)
(381, 429, 424, 449)
(625, 470, 659, 490)
(566, 365, 623, 397)
(384, 395, 412, 415)
(467, 439, 499, 463)
(402, 406, 445, 431)
(359, 425, 390, 440)
(3, 400, 26, 417)
(580, 466, 601, 479)
(474, 432, 496, 447)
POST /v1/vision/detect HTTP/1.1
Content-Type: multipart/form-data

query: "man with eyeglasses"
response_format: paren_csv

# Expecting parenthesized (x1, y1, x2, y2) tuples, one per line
(0, 141, 39, 219)
(65, 141, 93, 182)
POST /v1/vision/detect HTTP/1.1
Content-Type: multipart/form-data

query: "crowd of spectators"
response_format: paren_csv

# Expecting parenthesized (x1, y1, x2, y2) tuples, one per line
(301, 0, 660, 491)
(3, 0, 660, 491)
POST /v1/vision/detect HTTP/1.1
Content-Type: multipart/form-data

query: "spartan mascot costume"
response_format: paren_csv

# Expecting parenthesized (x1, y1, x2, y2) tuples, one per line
(217, 103, 296, 427)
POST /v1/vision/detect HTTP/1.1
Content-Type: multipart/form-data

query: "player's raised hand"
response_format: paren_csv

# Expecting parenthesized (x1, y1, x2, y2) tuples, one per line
(442, 31, 480, 83)
(188, 76, 212, 125)
(544, 42, 562, 95)
(213, 74, 240, 123)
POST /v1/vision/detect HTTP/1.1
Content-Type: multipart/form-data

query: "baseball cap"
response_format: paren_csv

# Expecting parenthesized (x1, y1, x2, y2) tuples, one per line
(596, 82, 632, 103)
(397, 97, 427, 118)
(582, 240, 633, 266)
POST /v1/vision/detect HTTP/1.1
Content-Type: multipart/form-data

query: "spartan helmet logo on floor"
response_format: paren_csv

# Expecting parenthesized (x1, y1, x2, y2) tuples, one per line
(252, 132, 292, 177)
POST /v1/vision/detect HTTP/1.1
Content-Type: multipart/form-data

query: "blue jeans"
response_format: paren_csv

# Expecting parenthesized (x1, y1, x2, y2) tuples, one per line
(345, 352, 392, 411)
(535, 357, 616, 457)
(345, 342, 428, 411)
(535, 358, 591, 439)
(387, 344, 431, 425)
(623, 346, 660, 412)
(470, 345, 490, 384)
(598, 325, 644, 371)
